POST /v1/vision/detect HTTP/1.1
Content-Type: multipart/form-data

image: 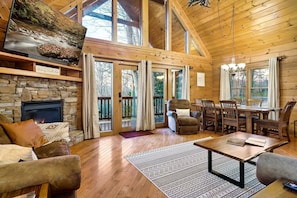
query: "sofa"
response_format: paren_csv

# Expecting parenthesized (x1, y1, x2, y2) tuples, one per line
(256, 152, 297, 185)
(167, 99, 201, 134)
(0, 114, 81, 198)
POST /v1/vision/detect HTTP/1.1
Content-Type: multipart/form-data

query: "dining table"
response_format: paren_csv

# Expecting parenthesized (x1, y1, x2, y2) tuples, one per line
(192, 103, 279, 133)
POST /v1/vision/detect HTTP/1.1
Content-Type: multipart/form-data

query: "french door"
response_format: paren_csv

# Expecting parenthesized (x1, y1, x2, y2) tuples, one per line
(95, 60, 169, 134)
(114, 63, 138, 132)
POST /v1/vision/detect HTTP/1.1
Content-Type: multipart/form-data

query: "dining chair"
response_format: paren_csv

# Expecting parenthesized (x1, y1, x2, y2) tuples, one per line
(201, 99, 221, 132)
(255, 101, 296, 141)
(233, 98, 242, 105)
(247, 98, 262, 107)
(220, 100, 246, 133)
(247, 98, 263, 133)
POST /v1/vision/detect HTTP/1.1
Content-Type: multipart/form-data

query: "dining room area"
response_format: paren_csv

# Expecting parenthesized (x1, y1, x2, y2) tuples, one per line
(191, 98, 296, 142)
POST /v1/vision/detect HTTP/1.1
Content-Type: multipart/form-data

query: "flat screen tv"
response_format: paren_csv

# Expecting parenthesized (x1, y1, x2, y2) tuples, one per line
(3, 0, 87, 65)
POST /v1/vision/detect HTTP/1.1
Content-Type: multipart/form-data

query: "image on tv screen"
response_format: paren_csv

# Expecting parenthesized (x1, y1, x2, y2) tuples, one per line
(3, 0, 87, 65)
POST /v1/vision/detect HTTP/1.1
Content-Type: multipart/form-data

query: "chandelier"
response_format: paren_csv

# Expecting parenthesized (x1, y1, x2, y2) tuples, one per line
(221, 5, 246, 75)
(188, 0, 210, 7)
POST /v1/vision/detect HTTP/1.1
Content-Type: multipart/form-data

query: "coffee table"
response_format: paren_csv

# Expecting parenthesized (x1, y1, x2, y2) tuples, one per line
(194, 132, 288, 188)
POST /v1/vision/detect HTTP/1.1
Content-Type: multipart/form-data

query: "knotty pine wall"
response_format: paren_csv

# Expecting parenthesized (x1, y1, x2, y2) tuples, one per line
(179, 0, 297, 130)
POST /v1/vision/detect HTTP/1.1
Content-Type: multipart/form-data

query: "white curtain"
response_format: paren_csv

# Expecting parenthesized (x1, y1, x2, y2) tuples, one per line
(268, 57, 280, 120)
(182, 65, 190, 100)
(82, 53, 100, 139)
(136, 60, 155, 131)
(220, 66, 231, 100)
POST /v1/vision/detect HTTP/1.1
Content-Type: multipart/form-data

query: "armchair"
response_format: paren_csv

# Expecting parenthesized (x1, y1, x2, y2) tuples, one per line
(167, 99, 201, 134)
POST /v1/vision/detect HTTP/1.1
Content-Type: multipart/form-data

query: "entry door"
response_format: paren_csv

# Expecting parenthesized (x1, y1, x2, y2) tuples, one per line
(113, 63, 138, 133)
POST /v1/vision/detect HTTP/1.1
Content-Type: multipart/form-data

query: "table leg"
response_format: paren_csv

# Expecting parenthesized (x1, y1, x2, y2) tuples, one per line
(207, 150, 245, 188)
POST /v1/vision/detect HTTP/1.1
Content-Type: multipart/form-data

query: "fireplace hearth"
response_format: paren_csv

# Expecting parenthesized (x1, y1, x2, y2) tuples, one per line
(21, 100, 63, 123)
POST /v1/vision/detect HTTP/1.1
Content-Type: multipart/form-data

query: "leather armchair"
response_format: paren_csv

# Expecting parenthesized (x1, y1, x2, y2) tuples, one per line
(167, 99, 201, 134)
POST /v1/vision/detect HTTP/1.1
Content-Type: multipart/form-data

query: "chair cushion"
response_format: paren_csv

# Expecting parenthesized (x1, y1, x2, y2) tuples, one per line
(176, 109, 190, 116)
(177, 116, 198, 126)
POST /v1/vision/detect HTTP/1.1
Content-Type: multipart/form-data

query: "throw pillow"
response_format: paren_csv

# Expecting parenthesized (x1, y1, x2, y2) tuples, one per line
(37, 122, 70, 145)
(0, 144, 38, 165)
(1, 119, 48, 148)
(176, 109, 190, 116)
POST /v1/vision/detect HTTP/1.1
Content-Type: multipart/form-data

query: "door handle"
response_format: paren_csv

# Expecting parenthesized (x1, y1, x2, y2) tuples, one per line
(119, 92, 122, 102)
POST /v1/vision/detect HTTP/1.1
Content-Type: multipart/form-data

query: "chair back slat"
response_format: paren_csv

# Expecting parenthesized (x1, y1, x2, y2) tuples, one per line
(247, 98, 262, 107)
(279, 101, 296, 123)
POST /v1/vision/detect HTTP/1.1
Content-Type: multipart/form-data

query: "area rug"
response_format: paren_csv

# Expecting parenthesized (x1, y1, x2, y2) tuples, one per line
(125, 137, 265, 198)
(119, 131, 153, 138)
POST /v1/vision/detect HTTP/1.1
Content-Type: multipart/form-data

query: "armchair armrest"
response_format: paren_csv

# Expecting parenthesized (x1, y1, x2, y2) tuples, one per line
(0, 155, 81, 195)
(167, 110, 177, 119)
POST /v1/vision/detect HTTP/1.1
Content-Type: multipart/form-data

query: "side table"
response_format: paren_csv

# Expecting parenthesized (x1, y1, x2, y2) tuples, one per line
(253, 178, 297, 198)
(0, 183, 49, 198)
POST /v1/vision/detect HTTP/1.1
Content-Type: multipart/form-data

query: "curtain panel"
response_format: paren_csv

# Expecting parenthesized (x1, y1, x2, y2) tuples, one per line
(268, 57, 280, 120)
(82, 53, 100, 139)
(182, 65, 190, 100)
(136, 60, 155, 131)
(220, 66, 231, 100)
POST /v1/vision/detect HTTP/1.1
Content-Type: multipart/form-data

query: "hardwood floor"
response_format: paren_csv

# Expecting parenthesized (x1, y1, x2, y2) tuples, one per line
(70, 128, 297, 198)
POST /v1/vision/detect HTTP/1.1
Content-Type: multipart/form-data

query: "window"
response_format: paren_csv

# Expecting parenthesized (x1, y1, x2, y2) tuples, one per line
(82, 0, 112, 41)
(82, 0, 141, 45)
(229, 67, 269, 106)
(230, 71, 246, 104)
(250, 68, 269, 107)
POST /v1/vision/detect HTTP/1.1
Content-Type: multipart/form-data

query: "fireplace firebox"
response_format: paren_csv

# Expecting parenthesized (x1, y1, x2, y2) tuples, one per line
(21, 100, 63, 123)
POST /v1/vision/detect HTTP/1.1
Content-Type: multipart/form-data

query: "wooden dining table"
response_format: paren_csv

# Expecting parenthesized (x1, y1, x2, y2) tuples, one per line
(192, 103, 279, 133)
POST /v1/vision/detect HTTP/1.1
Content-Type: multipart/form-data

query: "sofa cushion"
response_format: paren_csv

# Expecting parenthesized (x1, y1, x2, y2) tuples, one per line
(1, 119, 48, 148)
(0, 114, 13, 144)
(177, 117, 198, 126)
(176, 109, 190, 116)
(37, 122, 70, 145)
(34, 140, 70, 159)
(0, 144, 38, 165)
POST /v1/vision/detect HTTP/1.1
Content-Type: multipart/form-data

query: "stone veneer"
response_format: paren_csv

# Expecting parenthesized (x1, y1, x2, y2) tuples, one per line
(0, 74, 84, 144)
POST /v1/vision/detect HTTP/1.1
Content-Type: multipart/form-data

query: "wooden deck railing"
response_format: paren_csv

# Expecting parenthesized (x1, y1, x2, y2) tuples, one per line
(98, 96, 164, 120)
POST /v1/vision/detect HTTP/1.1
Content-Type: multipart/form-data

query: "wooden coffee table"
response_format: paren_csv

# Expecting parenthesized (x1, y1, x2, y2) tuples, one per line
(194, 132, 288, 188)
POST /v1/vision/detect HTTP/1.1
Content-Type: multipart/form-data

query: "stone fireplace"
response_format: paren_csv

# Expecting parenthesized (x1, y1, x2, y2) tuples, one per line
(0, 74, 84, 145)
(21, 100, 63, 123)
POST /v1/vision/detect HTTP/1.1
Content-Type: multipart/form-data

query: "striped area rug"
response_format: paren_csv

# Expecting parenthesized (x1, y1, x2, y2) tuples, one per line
(125, 137, 265, 198)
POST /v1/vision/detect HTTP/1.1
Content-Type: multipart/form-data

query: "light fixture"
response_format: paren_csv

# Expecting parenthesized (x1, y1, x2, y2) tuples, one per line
(187, 0, 210, 7)
(221, 5, 246, 76)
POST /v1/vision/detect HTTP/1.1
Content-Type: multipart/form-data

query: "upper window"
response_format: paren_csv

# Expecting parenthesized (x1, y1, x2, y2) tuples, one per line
(82, 0, 112, 41)
(82, 0, 141, 45)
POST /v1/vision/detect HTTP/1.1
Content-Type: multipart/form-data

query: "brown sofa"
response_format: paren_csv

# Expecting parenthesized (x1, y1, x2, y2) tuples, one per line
(167, 99, 201, 134)
(0, 114, 81, 198)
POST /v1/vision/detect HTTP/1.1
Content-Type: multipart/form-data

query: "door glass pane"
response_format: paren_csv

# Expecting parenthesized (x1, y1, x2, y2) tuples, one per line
(175, 70, 183, 99)
(153, 72, 165, 123)
(95, 61, 113, 131)
(121, 69, 138, 128)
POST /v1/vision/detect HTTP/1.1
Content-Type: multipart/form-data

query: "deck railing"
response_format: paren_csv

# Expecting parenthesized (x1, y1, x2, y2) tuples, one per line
(98, 96, 164, 120)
